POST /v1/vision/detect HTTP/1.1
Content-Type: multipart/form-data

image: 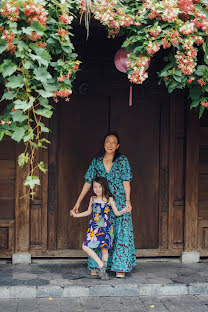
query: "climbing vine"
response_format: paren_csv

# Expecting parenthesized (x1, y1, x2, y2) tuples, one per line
(0, 0, 80, 194)
(0, 0, 207, 194)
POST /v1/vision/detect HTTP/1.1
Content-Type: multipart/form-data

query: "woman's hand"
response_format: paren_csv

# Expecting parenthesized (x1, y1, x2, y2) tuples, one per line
(122, 207, 128, 214)
(126, 200, 132, 212)
(72, 202, 80, 214)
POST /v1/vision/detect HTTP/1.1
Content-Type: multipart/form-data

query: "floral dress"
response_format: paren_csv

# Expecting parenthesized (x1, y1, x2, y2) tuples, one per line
(83, 201, 114, 249)
(85, 154, 136, 273)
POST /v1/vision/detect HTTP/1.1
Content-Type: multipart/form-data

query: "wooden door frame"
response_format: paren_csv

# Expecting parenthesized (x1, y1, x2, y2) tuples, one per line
(184, 108, 199, 252)
(31, 94, 184, 257)
(12, 95, 204, 258)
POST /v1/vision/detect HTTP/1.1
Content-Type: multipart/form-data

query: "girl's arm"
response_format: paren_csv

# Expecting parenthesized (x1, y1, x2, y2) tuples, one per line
(109, 197, 128, 217)
(71, 197, 93, 218)
(123, 181, 132, 212)
(72, 182, 92, 213)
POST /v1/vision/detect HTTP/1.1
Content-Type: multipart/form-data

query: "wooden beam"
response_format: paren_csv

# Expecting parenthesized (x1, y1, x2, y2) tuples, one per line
(184, 109, 199, 251)
(30, 248, 183, 258)
(15, 143, 30, 252)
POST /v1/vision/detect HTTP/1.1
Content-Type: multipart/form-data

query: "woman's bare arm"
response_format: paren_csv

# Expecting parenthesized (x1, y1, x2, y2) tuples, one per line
(72, 182, 92, 213)
(71, 197, 93, 218)
(109, 197, 127, 217)
(123, 181, 132, 212)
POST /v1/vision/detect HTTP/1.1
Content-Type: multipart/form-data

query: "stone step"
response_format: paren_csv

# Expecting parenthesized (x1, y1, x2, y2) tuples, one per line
(1, 283, 208, 298)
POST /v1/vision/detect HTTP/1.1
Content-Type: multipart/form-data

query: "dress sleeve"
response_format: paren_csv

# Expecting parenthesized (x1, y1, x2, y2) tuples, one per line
(120, 155, 133, 181)
(84, 158, 97, 184)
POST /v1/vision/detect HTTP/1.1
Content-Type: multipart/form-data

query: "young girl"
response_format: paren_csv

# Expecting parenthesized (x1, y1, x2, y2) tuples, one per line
(70, 176, 128, 279)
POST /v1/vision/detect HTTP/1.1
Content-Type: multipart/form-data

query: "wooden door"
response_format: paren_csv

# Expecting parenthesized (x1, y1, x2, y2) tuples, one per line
(110, 92, 160, 249)
(56, 96, 109, 250)
(46, 84, 169, 254)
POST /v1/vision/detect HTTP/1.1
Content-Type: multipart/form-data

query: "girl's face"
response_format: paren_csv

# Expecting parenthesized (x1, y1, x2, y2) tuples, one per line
(93, 181, 103, 197)
(104, 135, 119, 155)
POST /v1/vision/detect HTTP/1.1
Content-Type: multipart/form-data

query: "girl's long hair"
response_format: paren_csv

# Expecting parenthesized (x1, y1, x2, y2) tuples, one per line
(96, 131, 122, 162)
(92, 176, 114, 202)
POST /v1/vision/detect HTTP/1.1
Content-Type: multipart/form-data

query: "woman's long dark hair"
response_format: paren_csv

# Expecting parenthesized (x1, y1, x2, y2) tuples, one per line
(96, 131, 122, 162)
(92, 176, 114, 202)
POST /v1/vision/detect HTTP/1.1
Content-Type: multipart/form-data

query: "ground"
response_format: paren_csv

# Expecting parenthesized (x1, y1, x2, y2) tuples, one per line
(1, 296, 208, 312)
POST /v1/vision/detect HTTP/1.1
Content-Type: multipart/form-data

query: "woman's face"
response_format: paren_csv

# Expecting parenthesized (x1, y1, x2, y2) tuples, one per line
(104, 135, 119, 155)
(93, 181, 103, 197)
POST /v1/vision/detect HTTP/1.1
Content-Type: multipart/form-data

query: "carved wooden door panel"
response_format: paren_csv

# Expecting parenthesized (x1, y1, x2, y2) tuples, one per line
(198, 125, 208, 255)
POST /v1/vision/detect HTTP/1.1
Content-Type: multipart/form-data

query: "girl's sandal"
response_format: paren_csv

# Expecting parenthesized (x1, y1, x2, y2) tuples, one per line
(99, 266, 109, 280)
(116, 272, 125, 278)
(91, 270, 98, 276)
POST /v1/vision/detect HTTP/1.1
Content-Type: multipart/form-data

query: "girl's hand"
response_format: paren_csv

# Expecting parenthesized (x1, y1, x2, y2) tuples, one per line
(72, 202, 80, 214)
(126, 200, 132, 212)
(70, 210, 77, 217)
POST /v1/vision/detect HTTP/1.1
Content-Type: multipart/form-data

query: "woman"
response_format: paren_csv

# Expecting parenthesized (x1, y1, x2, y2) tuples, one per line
(72, 131, 136, 277)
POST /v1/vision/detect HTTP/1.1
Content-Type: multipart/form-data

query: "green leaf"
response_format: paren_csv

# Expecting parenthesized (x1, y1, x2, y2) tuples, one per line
(1, 90, 16, 100)
(189, 86, 202, 100)
(14, 97, 34, 111)
(33, 68, 52, 83)
(24, 61, 33, 70)
(30, 47, 51, 67)
(158, 71, 169, 78)
(35, 108, 53, 118)
(35, 48, 51, 62)
(6, 75, 24, 89)
(11, 110, 28, 123)
(39, 97, 53, 109)
(39, 122, 50, 133)
(0, 39, 7, 54)
(24, 175, 40, 189)
(22, 27, 33, 35)
(4, 130, 12, 136)
(190, 99, 200, 109)
(38, 161, 48, 173)
(18, 152, 29, 168)
(0, 60, 17, 77)
(11, 127, 25, 142)
(0, 130, 4, 141)
(62, 46, 72, 54)
(23, 131, 34, 143)
(37, 89, 53, 98)
(31, 21, 46, 35)
(199, 105, 205, 118)
(173, 75, 182, 83)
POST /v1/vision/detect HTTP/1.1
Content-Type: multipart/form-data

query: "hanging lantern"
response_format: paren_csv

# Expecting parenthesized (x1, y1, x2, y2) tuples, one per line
(114, 48, 128, 73)
(114, 48, 133, 106)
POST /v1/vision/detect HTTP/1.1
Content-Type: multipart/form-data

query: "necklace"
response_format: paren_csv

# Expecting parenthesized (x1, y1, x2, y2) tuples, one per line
(104, 158, 112, 164)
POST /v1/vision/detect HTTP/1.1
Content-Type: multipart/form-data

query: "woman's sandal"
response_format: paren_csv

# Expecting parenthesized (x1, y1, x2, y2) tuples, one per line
(116, 272, 125, 278)
(91, 270, 98, 276)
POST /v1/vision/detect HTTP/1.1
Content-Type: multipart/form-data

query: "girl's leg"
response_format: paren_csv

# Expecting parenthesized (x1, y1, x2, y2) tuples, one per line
(101, 248, 109, 263)
(100, 248, 109, 279)
(82, 244, 103, 268)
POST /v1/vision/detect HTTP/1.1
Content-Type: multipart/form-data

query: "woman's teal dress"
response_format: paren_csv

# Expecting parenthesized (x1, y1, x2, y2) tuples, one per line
(84, 155, 136, 273)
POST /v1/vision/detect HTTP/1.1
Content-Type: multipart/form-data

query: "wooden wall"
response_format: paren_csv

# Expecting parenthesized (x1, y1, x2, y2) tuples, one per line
(0, 137, 15, 256)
